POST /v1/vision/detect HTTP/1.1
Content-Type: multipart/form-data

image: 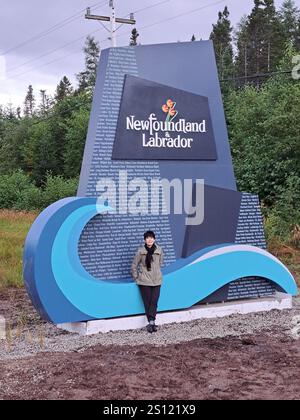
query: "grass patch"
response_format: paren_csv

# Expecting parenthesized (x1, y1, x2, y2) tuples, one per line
(0, 210, 38, 289)
(268, 239, 300, 288)
(0, 210, 299, 291)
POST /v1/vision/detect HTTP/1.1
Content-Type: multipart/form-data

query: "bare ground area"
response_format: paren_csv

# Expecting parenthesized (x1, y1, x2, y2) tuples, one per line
(0, 289, 299, 400)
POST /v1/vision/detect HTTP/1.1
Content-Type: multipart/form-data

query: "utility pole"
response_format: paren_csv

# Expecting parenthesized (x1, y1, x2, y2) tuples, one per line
(85, 1, 136, 48)
(110, 0, 117, 48)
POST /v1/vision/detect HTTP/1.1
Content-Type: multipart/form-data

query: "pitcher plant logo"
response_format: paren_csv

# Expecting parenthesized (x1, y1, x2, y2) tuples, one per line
(162, 99, 178, 123)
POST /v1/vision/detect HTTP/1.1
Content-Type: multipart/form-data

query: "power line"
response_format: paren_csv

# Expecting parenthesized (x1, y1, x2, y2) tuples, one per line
(10, 41, 100, 81)
(7, 1, 169, 76)
(131, 0, 170, 17)
(6, 0, 230, 83)
(115, 0, 170, 33)
(84, 0, 171, 46)
(108, 0, 227, 46)
(99, 0, 228, 46)
(1, 0, 108, 56)
(7, 0, 172, 79)
(85, 0, 136, 48)
(7, 27, 106, 76)
(133, 0, 227, 35)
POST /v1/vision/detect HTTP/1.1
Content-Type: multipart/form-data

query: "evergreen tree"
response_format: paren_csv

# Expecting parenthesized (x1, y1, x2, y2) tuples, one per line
(235, 16, 249, 78)
(64, 106, 90, 178)
(76, 36, 100, 93)
(6, 103, 16, 120)
(38, 90, 54, 117)
(279, 0, 300, 47)
(0, 117, 31, 174)
(235, 0, 286, 78)
(24, 85, 35, 117)
(225, 74, 300, 206)
(55, 76, 73, 102)
(210, 6, 234, 79)
(16, 107, 21, 119)
(296, 18, 300, 51)
(130, 28, 140, 46)
(29, 120, 58, 185)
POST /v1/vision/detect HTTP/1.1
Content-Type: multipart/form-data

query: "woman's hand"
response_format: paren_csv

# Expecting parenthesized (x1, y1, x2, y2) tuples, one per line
(131, 250, 142, 282)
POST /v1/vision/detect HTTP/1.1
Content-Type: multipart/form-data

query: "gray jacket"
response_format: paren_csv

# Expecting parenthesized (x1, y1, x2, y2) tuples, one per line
(131, 244, 164, 286)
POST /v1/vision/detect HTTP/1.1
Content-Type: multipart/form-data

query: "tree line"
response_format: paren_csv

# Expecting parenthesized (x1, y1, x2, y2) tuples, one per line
(0, 0, 299, 246)
(209, 0, 300, 81)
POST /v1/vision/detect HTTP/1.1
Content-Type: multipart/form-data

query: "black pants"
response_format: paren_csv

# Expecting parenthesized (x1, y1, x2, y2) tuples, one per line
(138, 285, 161, 322)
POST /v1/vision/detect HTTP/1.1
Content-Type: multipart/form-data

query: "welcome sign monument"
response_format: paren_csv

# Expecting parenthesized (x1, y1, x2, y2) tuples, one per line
(23, 41, 298, 333)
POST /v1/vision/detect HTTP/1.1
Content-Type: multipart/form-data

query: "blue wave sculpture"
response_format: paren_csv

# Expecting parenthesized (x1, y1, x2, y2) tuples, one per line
(23, 197, 298, 324)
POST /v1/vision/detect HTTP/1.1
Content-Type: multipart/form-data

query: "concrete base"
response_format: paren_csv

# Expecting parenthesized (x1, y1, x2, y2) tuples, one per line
(57, 292, 293, 336)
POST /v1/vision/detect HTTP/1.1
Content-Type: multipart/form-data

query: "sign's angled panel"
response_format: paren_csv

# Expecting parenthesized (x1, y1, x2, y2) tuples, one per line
(112, 75, 218, 161)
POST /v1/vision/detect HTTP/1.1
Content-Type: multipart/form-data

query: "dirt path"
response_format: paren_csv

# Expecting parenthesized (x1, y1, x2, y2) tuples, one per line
(0, 289, 299, 400)
(0, 333, 299, 400)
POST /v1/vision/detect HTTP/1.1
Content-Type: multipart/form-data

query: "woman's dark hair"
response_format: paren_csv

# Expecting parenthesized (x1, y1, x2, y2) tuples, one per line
(144, 231, 156, 240)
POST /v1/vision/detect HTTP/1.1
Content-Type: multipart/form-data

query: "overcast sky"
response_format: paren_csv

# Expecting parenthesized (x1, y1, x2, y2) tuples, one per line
(0, 0, 293, 109)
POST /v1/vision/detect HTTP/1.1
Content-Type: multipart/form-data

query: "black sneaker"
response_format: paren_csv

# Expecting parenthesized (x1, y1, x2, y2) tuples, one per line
(146, 324, 154, 333)
(149, 321, 158, 332)
(152, 324, 158, 332)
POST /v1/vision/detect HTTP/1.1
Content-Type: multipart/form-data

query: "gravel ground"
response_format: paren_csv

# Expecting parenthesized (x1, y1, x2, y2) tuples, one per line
(1, 333, 299, 400)
(0, 289, 299, 361)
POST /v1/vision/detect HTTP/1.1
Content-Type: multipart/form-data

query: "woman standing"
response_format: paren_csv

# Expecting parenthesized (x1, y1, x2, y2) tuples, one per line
(131, 231, 164, 333)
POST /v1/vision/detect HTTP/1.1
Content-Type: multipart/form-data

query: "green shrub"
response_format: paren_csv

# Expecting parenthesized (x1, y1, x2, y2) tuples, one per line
(265, 175, 300, 247)
(0, 170, 33, 209)
(0, 170, 78, 211)
(15, 185, 43, 211)
(41, 173, 78, 208)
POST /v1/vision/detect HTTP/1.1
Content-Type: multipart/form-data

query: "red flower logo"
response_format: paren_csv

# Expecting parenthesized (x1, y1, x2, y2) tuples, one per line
(162, 99, 178, 122)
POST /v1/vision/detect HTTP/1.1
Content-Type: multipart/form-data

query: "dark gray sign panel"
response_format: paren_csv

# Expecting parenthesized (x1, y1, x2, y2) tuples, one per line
(112, 75, 217, 161)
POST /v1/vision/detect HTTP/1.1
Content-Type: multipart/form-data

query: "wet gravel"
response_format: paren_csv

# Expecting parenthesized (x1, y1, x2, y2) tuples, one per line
(0, 289, 299, 361)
